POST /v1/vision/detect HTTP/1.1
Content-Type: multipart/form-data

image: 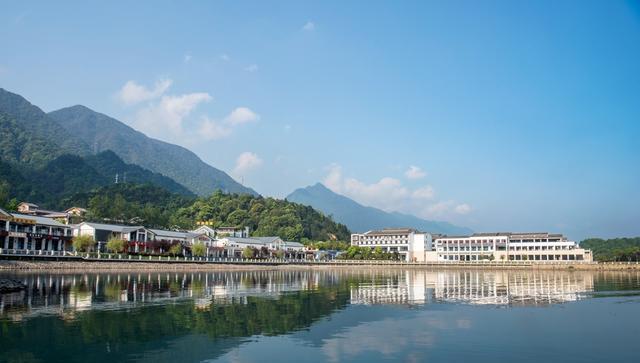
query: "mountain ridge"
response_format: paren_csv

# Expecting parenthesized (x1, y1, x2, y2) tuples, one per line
(287, 182, 472, 235)
(48, 105, 258, 196)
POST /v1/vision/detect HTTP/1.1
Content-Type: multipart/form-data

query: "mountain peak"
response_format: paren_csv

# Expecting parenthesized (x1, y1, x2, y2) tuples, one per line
(48, 104, 259, 197)
(288, 182, 472, 235)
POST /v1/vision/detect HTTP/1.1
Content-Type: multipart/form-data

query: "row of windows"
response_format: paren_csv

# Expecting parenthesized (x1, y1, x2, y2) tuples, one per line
(437, 239, 507, 244)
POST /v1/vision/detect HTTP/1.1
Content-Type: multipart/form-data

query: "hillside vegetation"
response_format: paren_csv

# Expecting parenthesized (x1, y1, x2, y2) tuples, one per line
(581, 237, 640, 261)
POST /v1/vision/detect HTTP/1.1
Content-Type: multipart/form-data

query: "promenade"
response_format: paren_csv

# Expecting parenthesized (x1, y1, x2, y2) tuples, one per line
(1, 248, 638, 270)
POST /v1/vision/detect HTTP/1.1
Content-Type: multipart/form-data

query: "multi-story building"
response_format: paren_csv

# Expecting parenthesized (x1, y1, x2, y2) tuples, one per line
(434, 232, 592, 262)
(350, 228, 432, 262)
(0, 207, 73, 252)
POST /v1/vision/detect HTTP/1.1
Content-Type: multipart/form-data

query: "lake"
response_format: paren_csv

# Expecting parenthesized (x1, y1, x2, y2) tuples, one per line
(1, 268, 639, 363)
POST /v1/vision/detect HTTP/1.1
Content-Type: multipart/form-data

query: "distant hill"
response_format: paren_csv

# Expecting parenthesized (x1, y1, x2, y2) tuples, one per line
(48, 105, 258, 196)
(287, 183, 473, 235)
(0, 88, 90, 166)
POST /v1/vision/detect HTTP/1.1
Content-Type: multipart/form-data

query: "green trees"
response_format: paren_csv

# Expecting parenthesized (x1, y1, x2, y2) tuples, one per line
(338, 246, 400, 260)
(169, 244, 183, 256)
(581, 237, 640, 261)
(172, 191, 350, 242)
(242, 247, 256, 259)
(72, 235, 95, 252)
(274, 249, 285, 259)
(106, 237, 127, 253)
(191, 242, 206, 257)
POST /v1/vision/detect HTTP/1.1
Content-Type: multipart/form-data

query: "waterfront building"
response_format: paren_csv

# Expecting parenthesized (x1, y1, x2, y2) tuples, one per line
(0, 207, 73, 252)
(350, 228, 432, 262)
(16, 202, 87, 224)
(191, 225, 250, 238)
(434, 232, 592, 262)
(74, 222, 148, 252)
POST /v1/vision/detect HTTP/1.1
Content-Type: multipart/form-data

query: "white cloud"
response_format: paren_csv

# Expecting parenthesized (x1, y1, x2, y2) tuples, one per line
(133, 92, 212, 140)
(302, 21, 315, 31)
(323, 164, 472, 222)
(413, 185, 435, 200)
(116, 79, 173, 105)
(245, 64, 259, 72)
(198, 117, 232, 140)
(224, 107, 260, 125)
(455, 203, 472, 215)
(233, 152, 263, 176)
(405, 165, 426, 179)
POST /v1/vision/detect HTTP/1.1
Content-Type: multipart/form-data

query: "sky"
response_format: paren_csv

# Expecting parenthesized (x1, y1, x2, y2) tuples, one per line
(1, 0, 639, 240)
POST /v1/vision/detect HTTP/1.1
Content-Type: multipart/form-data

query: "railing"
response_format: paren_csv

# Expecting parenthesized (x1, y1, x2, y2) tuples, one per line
(2, 248, 639, 266)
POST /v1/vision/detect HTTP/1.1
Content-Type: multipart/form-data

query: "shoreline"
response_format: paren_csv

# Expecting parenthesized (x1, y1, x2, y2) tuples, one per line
(1, 260, 639, 272)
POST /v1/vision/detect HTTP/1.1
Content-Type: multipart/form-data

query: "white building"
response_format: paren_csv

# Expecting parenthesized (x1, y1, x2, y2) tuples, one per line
(434, 232, 592, 262)
(350, 228, 432, 262)
(1, 207, 73, 252)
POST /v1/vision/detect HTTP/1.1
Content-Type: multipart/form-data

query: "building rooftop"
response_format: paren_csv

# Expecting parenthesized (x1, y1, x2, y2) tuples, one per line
(10, 213, 69, 228)
(148, 229, 195, 239)
(364, 228, 418, 235)
(81, 222, 145, 233)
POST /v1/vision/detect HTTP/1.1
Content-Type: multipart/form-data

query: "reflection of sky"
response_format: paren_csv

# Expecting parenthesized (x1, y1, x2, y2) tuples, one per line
(211, 299, 640, 363)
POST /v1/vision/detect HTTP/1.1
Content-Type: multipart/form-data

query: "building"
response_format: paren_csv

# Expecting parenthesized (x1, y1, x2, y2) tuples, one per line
(16, 202, 87, 224)
(74, 222, 148, 252)
(0, 207, 73, 252)
(434, 232, 592, 262)
(350, 228, 432, 262)
(191, 225, 250, 238)
(214, 236, 305, 258)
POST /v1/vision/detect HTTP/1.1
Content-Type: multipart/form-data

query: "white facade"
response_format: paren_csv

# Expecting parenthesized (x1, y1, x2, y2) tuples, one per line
(434, 232, 592, 262)
(351, 228, 431, 262)
(0, 208, 73, 252)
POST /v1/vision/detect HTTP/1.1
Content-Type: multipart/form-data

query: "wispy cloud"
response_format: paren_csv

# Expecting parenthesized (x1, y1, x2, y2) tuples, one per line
(233, 152, 263, 177)
(405, 165, 426, 180)
(244, 64, 259, 72)
(116, 79, 173, 105)
(116, 79, 259, 144)
(302, 21, 315, 31)
(323, 164, 471, 221)
(220, 54, 230, 62)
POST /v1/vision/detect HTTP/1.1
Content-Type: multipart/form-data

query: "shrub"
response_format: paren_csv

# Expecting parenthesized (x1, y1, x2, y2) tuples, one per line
(192, 242, 206, 257)
(106, 237, 127, 253)
(73, 235, 94, 252)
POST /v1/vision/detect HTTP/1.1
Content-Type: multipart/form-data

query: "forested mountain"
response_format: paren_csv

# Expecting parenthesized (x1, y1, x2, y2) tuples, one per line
(0, 151, 193, 210)
(173, 191, 351, 242)
(48, 105, 258, 196)
(581, 237, 640, 261)
(287, 183, 472, 235)
(0, 88, 90, 166)
(61, 185, 350, 242)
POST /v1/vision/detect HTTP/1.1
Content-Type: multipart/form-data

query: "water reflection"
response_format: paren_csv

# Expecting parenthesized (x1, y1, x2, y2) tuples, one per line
(2, 269, 639, 322)
(350, 270, 599, 306)
(1, 269, 640, 363)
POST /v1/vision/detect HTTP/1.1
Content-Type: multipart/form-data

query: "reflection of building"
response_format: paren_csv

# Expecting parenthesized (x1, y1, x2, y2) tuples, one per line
(1, 207, 73, 252)
(349, 270, 596, 306)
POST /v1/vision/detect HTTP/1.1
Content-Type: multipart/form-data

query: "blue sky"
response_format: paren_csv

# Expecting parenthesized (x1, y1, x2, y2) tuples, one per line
(1, 1, 639, 240)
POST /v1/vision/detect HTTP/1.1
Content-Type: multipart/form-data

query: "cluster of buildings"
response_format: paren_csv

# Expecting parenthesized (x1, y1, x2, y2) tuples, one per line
(351, 228, 593, 262)
(1, 203, 305, 259)
(2, 201, 593, 263)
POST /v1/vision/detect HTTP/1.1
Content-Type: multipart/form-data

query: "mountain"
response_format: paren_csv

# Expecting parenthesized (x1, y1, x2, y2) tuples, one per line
(0, 151, 194, 210)
(287, 183, 473, 235)
(0, 88, 90, 166)
(48, 105, 258, 196)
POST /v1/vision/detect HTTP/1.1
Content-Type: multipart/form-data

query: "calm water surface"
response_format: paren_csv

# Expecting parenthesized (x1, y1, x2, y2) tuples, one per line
(1, 269, 639, 363)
